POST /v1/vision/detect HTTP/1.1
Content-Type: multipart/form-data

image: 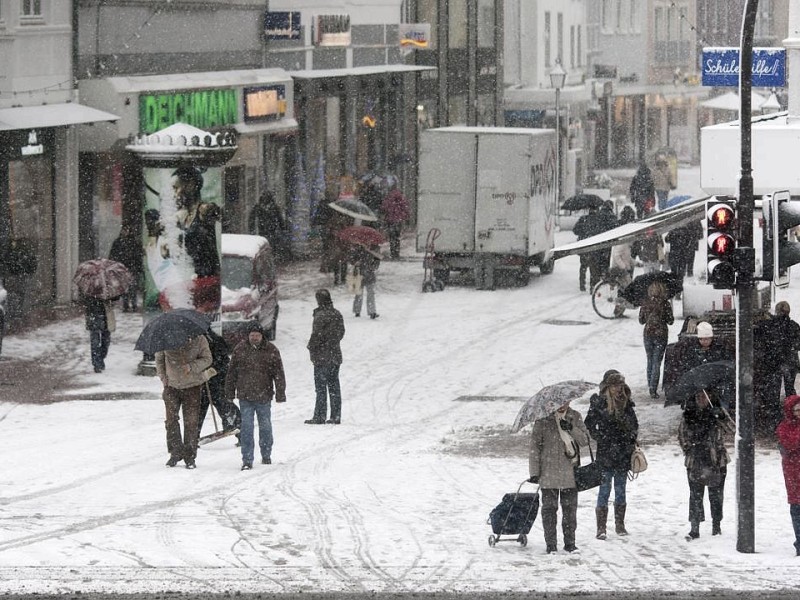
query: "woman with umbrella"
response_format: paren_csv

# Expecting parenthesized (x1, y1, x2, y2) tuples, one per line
(584, 370, 639, 540)
(679, 387, 732, 540)
(638, 281, 674, 399)
(349, 244, 381, 319)
(528, 397, 591, 554)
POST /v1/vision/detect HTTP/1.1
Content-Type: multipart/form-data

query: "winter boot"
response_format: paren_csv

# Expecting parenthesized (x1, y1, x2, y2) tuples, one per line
(614, 504, 628, 536)
(687, 520, 700, 540)
(712, 520, 721, 536)
(595, 507, 608, 540)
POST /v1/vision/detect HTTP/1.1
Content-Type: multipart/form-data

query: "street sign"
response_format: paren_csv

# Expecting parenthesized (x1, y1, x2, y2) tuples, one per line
(701, 47, 786, 87)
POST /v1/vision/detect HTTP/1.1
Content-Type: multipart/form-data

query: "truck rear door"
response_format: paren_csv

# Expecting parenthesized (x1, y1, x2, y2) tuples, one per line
(474, 133, 529, 255)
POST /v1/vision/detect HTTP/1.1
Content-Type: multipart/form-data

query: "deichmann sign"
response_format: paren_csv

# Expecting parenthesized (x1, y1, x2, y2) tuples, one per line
(140, 89, 239, 134)
(701, 47, 786, 87)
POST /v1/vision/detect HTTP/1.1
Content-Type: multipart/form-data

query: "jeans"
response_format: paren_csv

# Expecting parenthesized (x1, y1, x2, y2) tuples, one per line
(540, 488, 578, 550)
(90, 329, 110, 370)
(657, 190, 669, 211)
(791, 504, 800, 553)
(597, 470, 628, 507)
(353, 282, 376, 316)
(688, 467, 726, 524)
(163, 385, 202, 462)
(239, 399, 273, 464)
(643, 336, 667, 394)
(313, 363, 342, 422)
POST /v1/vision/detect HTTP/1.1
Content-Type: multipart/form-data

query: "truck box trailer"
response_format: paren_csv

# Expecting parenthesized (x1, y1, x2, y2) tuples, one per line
(415, 126, 557, 289)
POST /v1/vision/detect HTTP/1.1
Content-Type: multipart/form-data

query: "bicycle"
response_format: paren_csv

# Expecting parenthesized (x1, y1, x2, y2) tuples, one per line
(591, 268, 634, 319)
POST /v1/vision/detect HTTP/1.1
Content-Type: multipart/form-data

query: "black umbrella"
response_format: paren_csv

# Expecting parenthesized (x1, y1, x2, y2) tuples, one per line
(561, 194, 605, 212)
(664, 361, 735, 408)
(135, 308, 212, 354)
(618, 271, 683, 307)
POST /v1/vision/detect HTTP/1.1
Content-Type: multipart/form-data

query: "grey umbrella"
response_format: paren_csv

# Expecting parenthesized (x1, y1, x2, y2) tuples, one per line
(664, 361, 735, 408)
(511, 380, 596, 433)
(135, 308, 211, 354)
(328, 199, 379, 222)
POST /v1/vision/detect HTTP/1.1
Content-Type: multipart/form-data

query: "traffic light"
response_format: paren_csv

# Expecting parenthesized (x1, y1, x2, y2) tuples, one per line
(762, 190, 800, 287)
(706, 198, 737, 288)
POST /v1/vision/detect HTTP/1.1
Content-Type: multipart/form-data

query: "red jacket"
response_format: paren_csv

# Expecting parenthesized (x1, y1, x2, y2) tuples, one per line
(380, 189, 411, 224)
(776, 395, 800, 504)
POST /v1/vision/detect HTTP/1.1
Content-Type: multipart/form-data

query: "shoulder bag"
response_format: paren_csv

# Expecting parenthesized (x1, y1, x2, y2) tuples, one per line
(574, 443, 603, 492)
(628, 443, 648, 480)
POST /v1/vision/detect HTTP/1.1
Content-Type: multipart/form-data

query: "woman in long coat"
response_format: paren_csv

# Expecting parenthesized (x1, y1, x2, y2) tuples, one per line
(529, 402, 590, 554)
(639, 281, 674, 399)
(585, 370, 639, 539)
(776, 394, 800, 556)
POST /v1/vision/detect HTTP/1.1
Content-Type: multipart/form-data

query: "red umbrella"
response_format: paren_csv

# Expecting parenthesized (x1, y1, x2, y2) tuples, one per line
(335, 225, 385, 247)
(73, 259, 132, 300)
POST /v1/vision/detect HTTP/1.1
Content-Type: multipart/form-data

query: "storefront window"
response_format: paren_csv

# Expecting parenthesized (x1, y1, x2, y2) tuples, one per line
(448, 0, 467, 48)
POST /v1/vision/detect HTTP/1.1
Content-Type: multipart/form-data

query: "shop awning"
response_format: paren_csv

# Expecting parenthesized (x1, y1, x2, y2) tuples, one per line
(235, 117, 298, 135)
(0, 102, 119, 131)
(289, 65, 436, 79)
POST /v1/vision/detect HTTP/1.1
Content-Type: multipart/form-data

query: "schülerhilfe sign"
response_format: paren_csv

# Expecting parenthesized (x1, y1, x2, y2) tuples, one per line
(702, 47, 786, 87)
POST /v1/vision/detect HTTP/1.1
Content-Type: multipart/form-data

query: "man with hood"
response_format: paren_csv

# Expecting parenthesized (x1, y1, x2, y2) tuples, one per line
(225, 321, 286, 470)
(306, 289, 346, 424)
(776, 394, 800, 556)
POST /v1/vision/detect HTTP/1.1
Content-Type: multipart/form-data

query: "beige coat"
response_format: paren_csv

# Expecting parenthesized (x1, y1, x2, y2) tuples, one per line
(529, 408, 591, 489)
(155, 335, 212, 390)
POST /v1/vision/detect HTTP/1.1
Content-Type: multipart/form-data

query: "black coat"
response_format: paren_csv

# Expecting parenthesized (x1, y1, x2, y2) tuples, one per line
(109, 233, 142, 276)
(585, 394, 639, 471)
(307, 303, 345, 366)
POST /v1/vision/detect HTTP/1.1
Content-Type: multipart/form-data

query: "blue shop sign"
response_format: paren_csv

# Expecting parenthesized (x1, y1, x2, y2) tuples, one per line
(702, 47, 786, 87)
(264, 11, 301, 40)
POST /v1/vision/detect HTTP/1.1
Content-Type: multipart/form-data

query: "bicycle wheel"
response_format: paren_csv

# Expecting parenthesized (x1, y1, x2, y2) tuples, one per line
(592, 280, 620, 319)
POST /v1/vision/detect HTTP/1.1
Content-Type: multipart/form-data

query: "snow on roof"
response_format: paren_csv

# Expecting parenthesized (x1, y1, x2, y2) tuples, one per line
(221, 233, 269, 258)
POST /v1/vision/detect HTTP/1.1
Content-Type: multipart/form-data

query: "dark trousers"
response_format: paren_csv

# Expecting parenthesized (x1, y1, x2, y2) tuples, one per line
(198, 378, 241, 437)
(579, 255, 589, 291)
(121, 280, 139, 311)
(313, 363, 342, 422)
(688, 467, 726, 524)
(387, 223, 403, 259)
(782, 364, 798, 397)
(540, 488, 578, 550)
(754, 370, 783, 433)
(791, 504, 800, 554)
(89, 329, 110, 370)
(164, 385, 202, 462)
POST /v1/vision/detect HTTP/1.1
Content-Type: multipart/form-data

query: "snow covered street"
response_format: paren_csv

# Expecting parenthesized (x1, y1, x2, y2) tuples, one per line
(1, 217, 800, 597)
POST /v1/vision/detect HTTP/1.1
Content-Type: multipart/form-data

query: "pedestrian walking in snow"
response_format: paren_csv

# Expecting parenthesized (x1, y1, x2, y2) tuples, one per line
(585, 370, 639, 540)
(679, 388, 732, 540)
(638, 281, 674, 399)
(629, 162, 655, 219)
(652, 157, 674, 211)
(776, 394, 800, 556)
(109, 225, 142, 312)
(156, 334, 212, 469)
(305, 289, 346, 425)
(82, 295, 115, 373)
(663, 321, 731, 396)
(633, 231, 665, 274)
(225, 321, 286, 470)
(197, 328, 240, 440)
(773, 301, 800, 398)
(528, 401, 591, 554)
(350, 245, 380, 319)
(380, 183, 411, 260)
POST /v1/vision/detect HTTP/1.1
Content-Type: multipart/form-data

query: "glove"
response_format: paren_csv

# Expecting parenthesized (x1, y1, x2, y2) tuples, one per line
(559, 419, 573, 431)
(528, 475, 539, 484)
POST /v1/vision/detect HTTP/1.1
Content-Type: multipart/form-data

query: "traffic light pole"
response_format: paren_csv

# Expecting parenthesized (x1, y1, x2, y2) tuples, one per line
(736, 0, 758, 554)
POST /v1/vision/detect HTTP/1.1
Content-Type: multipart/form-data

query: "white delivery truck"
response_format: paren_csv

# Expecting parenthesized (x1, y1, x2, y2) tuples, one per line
(416, 126, 557, 289)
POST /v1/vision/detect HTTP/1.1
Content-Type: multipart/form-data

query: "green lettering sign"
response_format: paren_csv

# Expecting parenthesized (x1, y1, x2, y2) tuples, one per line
(139, 89, 239, 133)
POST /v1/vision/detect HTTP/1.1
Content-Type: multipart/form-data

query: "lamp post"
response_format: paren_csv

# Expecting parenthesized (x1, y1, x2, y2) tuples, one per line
(550, 61, 567, 208)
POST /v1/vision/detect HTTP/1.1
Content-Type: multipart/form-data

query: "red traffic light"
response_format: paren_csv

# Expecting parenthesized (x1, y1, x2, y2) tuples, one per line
(707, 203, 736, 232)
(708, 232, 735, 256)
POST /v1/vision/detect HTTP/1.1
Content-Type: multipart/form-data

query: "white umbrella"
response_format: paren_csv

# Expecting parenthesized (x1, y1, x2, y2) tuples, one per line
(510, 380, 596, 433)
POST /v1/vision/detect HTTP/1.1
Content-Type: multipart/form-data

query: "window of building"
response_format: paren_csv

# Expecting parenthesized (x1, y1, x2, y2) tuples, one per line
(616, 0, 623, 31)
(629, 0, 638, 33)
(21, 0, 42, 17)
(577, 25, 582, 67)
(477, 0, 495, 48)
(416, 0, 438, 36)
(448, 0, 467, 48)
(557, 13, 563, 65)
(544, 11, 551, 67)
(755, 0, 773, 40)
(570, 25, 575, 68)
(601, 0, 612, 32)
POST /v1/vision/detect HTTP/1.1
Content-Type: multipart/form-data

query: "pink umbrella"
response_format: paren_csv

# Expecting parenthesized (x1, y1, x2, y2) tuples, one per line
(73, 259, 132, 300)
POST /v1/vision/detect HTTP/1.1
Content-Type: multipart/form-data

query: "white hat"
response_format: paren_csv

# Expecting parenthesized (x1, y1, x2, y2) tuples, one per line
(696, 321, 713, 339)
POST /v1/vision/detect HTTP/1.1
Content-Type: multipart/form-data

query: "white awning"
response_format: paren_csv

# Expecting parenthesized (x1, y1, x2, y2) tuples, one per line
(234, 117, 298, 135)
(0, 103, 119, 131)
(289, 65, 436, 79)
(551, 197, 710, 260)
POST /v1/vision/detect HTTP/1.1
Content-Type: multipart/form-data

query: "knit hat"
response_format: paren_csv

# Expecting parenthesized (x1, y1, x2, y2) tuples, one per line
(599, 370, 626, 395)
(247, 321, 264, 335)
(696, 321, 713, 339)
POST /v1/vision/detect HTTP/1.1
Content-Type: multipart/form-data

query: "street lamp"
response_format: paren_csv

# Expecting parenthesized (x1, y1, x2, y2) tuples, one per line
(550, 61, 567, 207)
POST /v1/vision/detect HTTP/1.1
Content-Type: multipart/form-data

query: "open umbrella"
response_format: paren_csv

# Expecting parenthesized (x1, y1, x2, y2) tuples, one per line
(335, 225, 385, 247)
(359, 172, 398, 190)
(134, 308, 211, 355)
(511, 380, 596, 433)
(73, 259, 132, 300)
(561, 194, 605, 212)
(664, 194, 693, 209)
(328, 199, 379, 222)
(618, 271, 683, 307)
(664, 361, 735, 408)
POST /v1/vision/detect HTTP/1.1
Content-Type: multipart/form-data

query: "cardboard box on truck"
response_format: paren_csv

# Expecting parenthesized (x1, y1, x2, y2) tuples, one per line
(416, 126, 557, 289)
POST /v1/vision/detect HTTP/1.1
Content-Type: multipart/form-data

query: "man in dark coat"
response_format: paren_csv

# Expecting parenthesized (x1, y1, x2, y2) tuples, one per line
(225, 321, 286, 469)
(754, 306, 800, 433)
(666, 224, 699, 278)
(249, 191, 290, 264)
(574, 205, 617, 292)
(197, 328, 240, 440)
(629, 163, 655, 219)
(663, 321, 732, 397)
(109, 225, 142, 312)
(305, 288, 346, 424)
(83, 296, 114, 373)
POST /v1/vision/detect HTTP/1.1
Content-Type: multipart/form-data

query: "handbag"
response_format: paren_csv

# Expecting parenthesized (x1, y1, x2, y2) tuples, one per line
(574, 444, 603, 492)
(629, 443, 648, 479)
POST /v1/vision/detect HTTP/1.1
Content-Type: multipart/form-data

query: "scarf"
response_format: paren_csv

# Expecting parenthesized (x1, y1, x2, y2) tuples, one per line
(556, 410, 579, 464)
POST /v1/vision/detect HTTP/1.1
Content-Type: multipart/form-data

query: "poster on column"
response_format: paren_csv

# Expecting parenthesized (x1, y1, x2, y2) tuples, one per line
(141, 165, 222, 319)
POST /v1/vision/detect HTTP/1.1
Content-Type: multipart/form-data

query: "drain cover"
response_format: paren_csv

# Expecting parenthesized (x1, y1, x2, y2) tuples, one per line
(542, 319, 591, 326)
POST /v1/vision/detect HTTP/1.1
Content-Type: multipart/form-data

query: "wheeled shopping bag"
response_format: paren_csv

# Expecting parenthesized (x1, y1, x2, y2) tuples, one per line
(487, 480, 539, 547)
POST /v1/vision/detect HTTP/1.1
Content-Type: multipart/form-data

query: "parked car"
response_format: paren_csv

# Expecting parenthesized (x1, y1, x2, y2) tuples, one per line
(219, 233, 278, 347)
